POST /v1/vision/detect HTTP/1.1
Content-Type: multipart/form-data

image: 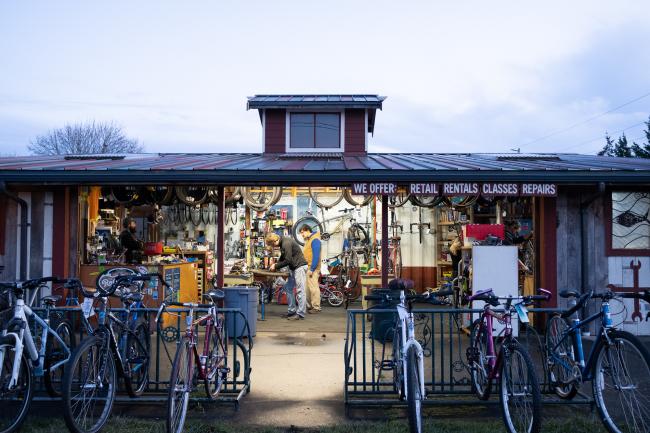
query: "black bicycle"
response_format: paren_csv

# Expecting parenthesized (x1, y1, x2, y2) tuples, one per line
(62, 273, 165, 433)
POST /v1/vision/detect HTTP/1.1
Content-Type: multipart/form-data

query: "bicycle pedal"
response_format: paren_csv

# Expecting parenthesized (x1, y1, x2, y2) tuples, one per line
(379, 360, 394, 371)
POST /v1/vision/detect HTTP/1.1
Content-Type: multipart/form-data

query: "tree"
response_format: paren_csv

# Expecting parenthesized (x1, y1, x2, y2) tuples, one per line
(598, 116, 650, 158)
(29, 121, 143, 155)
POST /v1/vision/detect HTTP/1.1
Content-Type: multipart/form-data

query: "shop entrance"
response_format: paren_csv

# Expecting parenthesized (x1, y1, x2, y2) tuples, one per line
(75, 183, 548, 425)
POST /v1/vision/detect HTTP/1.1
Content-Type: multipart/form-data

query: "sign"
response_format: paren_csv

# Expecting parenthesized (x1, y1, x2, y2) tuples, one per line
(409, 183, 440, 195)
(481, 183, 519, 196)
(520, 183, 557, 197)
(442, 183, 479, 196)
(351, 183, 398, 195)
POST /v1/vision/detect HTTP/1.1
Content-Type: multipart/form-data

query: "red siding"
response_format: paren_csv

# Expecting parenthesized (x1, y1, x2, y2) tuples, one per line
(345, 109, 366, 155)
(538, 197, 558, 308)
(52, 188, 70, 278)
(264, 109, 286, 153)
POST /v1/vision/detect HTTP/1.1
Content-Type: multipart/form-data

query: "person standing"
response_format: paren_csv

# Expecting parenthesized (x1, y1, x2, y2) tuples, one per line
(119, 217, 144, 264)
(300, 225, 322, 313)
(266, 233, 308, 320)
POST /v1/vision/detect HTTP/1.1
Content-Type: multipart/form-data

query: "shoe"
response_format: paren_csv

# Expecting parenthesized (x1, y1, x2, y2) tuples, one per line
(307, 307, 313, 311)
(281, 312, 296, 318)
(308, 309, 321, 314)
(287, 315, 305, 320)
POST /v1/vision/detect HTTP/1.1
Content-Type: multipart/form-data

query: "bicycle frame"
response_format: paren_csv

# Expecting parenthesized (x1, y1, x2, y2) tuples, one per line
(0, 297, 71, 388)
(476, 307, 513, 381)
(548, 306, 607, 382)
(396, 291, 426, 401)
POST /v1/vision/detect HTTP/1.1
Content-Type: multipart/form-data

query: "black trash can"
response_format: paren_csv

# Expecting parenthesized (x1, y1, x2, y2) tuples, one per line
(224, 286, 258, 338)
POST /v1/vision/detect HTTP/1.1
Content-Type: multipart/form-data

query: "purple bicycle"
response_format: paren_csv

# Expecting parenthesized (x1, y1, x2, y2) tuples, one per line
(466, 288, 550, 433)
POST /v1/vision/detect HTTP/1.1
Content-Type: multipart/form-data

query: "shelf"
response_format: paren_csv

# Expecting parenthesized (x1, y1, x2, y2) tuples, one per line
(437, 261, 452, 265)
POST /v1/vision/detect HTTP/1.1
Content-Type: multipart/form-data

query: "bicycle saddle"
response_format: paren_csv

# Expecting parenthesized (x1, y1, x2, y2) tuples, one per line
(203, 289, 225, 304)
(559, 290, 579, 298)
(41, 295, 61, 306)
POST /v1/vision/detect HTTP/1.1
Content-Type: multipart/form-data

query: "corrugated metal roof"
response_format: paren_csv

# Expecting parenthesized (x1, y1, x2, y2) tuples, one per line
(1, 152, 649, 184)
(247, 94, 386, 110)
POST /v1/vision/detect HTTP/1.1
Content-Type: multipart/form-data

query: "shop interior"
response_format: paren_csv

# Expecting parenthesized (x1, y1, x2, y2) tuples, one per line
(78, 185, 539, 329)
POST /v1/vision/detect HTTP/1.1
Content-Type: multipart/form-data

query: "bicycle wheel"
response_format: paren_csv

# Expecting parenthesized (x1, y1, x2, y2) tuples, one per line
(468, 319, 492, 400)
(168, 337, 192, 433)
(110, 186, 139, 205)
(343, 188, 373, 207)
(393, 246, 402, 279)
(545, 314, 578, 399)
(388, 191, 411, 208)
(0, 349, 33, 433)
(308, 187, 345, 209)
(242, 187, 282, 211)
(392, 325, 404, 397)
(327, 289, 344, 307)
(63, 335, 116, 433)
(519, 323, 547, 394)
(406, 345, 423, 433)
(123, 322, 150, 397)
(499, 342, 542, 433)
(175, 186, 209, 205)
(45, 319, 76, 397)
(592, 330, 650, 433)
(409, 195, 446, 208)
(292, 216, 324, 246)
(205, 316, 228, 400)
(146, 185, 174, 205)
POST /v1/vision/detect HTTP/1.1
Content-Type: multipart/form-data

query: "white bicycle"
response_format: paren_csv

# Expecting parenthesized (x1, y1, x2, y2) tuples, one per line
(365, 286, 452, 433)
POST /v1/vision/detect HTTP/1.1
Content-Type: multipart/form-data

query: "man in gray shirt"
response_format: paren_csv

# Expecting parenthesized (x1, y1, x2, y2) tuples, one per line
(267, 233, 308, 320)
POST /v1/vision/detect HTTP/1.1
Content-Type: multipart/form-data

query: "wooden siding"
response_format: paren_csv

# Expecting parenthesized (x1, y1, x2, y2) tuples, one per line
(264, 109, 286, 153)
(344, 109, 366, 154)
(556, 189, 582, 310)
(401, 266, 437, 292)
(538, 197, 558, 308)
(29, 192, 44, 279)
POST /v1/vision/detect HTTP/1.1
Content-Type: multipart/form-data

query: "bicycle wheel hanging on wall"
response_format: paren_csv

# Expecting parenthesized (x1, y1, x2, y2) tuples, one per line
(388, 190, 411, 208)
(292, 215, 325, 246)
(343, 188, 373, 207)
(110, 186, 141, 205)
(308, 187, 345, 209)
(409, 195, 446, 208)
(242, 187, 282, 211)
(444, 195, 479, 208)
(175, 186, 209, 205)
(145, 186, 175, 205)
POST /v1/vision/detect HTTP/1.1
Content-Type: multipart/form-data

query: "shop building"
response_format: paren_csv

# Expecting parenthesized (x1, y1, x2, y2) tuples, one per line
(1, 94, 649, 334)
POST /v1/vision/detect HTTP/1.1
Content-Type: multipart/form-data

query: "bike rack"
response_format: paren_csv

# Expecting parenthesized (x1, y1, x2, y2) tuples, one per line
(344, 307, 594, 410)
(29, 306, 253, 409)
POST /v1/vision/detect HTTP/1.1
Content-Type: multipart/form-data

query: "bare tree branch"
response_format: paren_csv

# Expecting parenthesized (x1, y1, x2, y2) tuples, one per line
(28, 121, 143, 155)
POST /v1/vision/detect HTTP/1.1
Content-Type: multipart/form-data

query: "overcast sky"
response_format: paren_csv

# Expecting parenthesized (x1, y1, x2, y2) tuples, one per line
(1, 1, 649, 156)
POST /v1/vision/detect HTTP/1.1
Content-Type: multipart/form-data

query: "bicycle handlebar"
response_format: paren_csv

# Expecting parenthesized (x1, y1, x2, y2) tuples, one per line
(0, 276, 77, 292)
(100, 272, 170, 297)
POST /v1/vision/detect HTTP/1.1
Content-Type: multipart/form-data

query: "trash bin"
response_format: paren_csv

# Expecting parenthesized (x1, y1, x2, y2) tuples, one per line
(224, 286, 258, 338)
(369, 288, 400, 343)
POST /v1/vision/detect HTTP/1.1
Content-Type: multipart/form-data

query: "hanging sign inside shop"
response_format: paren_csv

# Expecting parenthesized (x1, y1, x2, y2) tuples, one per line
(351, 183, 398, 195)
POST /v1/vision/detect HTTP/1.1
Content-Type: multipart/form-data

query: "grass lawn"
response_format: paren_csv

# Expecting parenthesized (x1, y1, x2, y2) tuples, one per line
(21, 414, 606, 433)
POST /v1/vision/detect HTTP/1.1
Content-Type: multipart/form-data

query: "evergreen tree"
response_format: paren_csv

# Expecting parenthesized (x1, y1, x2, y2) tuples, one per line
(598, 116, 650, 158)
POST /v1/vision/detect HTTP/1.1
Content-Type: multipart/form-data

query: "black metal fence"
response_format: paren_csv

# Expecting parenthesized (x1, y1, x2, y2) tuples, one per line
(344, 306, 594, 408)
(31, 306, 253, 407)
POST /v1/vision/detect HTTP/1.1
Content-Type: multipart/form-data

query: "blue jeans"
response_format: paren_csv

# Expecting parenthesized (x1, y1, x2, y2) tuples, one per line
(284, 273, 297, 314)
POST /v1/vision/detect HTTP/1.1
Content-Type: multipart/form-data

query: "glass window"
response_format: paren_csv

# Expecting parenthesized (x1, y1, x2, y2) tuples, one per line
(290, 113, 340, 149)
(611, 192, 650, 250)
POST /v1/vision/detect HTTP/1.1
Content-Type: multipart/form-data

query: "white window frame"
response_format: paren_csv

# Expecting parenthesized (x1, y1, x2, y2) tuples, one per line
(285, 109, 345, 153)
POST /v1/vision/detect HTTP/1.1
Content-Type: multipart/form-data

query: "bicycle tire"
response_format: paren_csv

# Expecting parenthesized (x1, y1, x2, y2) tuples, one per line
(343, 188, 373, 207)
(205, 316, 227, 400)
(146, 186, 174, 205)
(44, 319, 76, 398)
(345, 249, 360, 290)
(406, 345, 423, 433)
(469, 318, 492, 400)
(308, 187, 345, 209)
(499, 341, 542, 433)
(175, 186, 209, 206)
(167, 337, 192, 433)
(123, 322, 150, 398)
(519, 323, 548, 393)
(392, 324, 404, 397)
(409, 195, 446, 208)
(388, 191, 411, 208)
(444, 195, 479, 208)
(348, 223, 369, 246)
(545, 314, 578, 399)
(592, 330, 650, 433)
(0, 350, 33, 433)
(63, 334, 117, 433)
(292, 216, 324, 247)
(327, 289, 344, 307)
(242, 187, 282, 211)
(110, 186, 140, 205)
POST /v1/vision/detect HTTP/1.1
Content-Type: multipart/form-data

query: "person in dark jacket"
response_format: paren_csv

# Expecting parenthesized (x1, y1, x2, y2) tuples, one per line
(119, 217, 144, 264)
(267, 233, 308, 319)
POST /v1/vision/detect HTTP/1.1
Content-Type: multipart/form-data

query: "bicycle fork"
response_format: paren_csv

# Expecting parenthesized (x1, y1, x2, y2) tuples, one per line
(400, 309, 426, 401)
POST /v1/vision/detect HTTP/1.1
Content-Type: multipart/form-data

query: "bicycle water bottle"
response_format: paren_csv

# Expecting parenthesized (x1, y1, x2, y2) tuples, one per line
(603, 302, 612, 328)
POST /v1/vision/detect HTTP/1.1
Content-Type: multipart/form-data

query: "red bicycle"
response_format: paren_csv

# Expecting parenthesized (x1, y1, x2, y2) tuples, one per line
(155, 290, 249, 433)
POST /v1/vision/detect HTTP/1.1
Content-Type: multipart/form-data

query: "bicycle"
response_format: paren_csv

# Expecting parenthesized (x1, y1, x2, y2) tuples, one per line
(365, 286, 453, 433)
(466, 288, 550, 433)
(0, 276, 79, 433)
(62, 273, 159, 433)
(546, 289, 650, 433)
(155, 289, 250, 433)
(319, 274, 344, 307)
(292, 206, 369, 247)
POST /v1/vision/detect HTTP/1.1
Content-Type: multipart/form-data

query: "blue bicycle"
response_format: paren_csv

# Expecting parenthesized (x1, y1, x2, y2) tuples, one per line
(546, 289, 650, 433)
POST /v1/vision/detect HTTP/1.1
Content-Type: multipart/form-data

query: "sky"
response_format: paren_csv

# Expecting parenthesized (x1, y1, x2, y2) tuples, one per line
(1, 1, 649, 156)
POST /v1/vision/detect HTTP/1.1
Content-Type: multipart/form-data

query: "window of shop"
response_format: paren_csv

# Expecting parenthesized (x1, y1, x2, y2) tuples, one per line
(289, 113, 341, 149)
(606, 191, 650, 255)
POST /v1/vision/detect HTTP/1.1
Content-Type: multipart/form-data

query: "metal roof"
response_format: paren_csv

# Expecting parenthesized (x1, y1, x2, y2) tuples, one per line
(1, 152, 649, 185)
(247, 94, 386, 110)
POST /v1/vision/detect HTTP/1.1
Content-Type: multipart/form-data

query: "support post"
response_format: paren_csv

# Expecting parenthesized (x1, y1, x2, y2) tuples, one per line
(381, 194, 388, 287)
(216, 186, 225, 288)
